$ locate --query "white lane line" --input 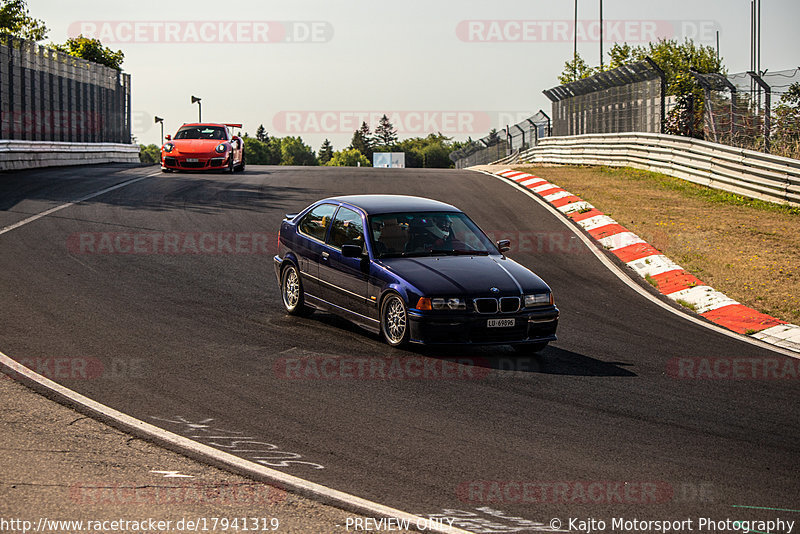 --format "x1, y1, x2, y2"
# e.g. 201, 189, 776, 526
0, 171, 160, 236
478, 169, 800, 359
0, 350, 472, 534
